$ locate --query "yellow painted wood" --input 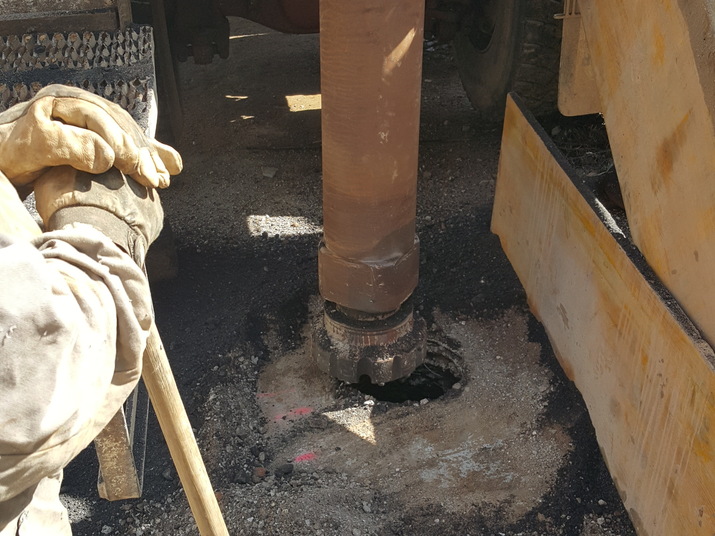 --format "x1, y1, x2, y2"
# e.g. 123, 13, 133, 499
579, 0, 715, 350
557, 11, 600, 117
493, 94, 715, 536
